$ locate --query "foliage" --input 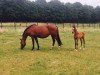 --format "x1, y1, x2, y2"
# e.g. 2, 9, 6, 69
0, 0, 100, 23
